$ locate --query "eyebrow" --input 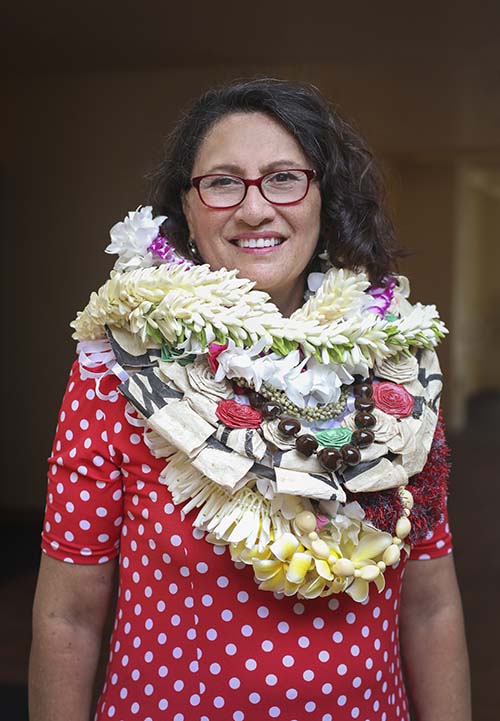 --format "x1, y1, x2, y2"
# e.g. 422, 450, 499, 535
204, 159, 303, 175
